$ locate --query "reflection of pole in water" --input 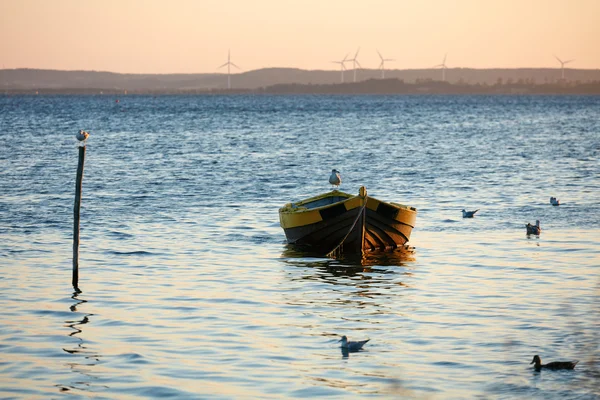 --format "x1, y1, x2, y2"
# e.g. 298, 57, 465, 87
63, 290, 93, 355
58, 290, 106, 394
